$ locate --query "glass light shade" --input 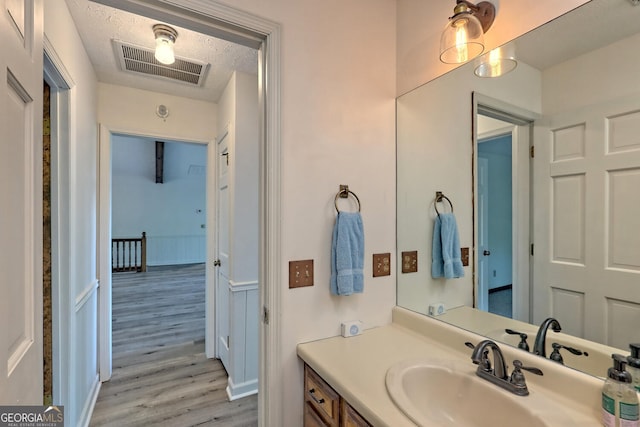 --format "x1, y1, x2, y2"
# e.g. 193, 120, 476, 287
439, 12, 485, 64
155, 37, 175, 65
474, 45, 518, 78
